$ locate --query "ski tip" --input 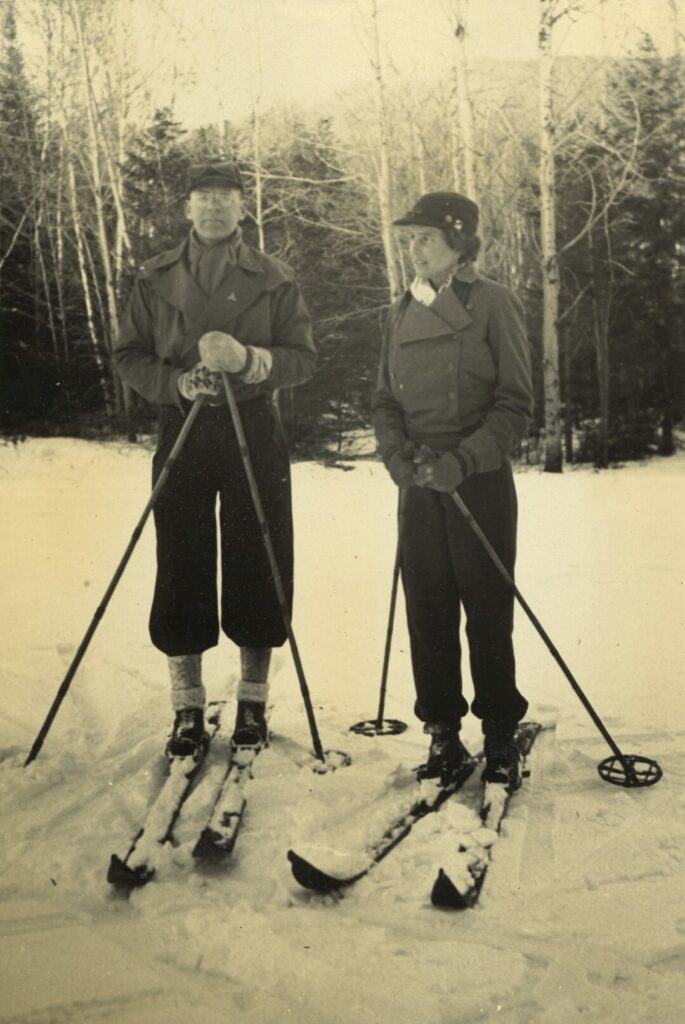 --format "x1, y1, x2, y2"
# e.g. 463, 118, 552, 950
287, 849, 355, 892
430, 868, 473, 910
106, 854, 154, 889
